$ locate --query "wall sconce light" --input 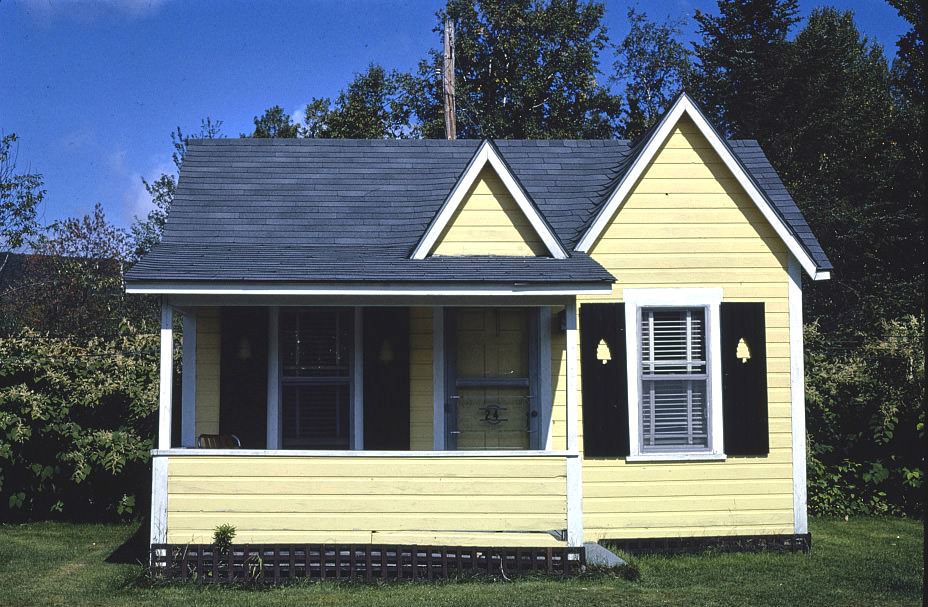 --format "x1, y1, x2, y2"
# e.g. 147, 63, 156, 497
736, 337, 751, 363
596, 338, 612, 364
237, 336, 252, 361
378, 339, 394, 363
